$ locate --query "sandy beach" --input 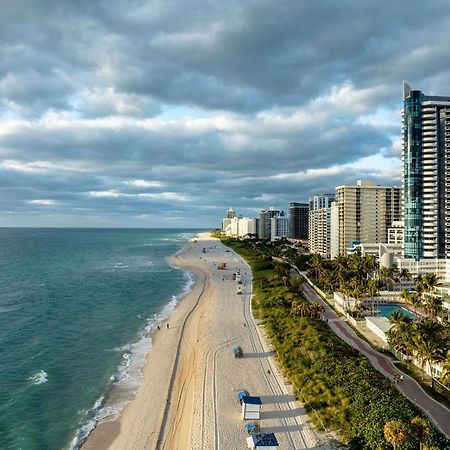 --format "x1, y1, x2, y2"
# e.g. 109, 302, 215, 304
83, 233, 329, 450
